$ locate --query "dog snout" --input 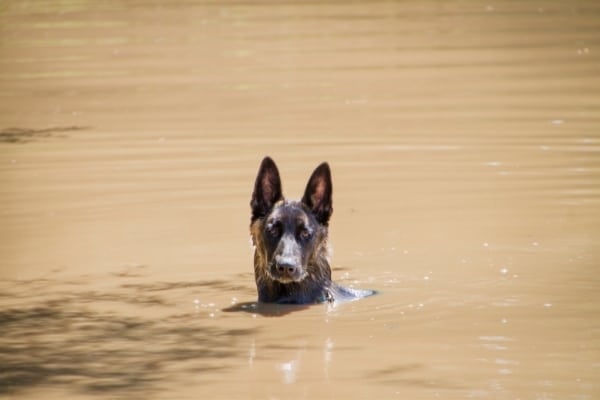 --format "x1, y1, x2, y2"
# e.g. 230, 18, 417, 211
272, 254, 304, 282
270, 235, 305, 282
